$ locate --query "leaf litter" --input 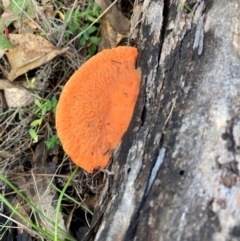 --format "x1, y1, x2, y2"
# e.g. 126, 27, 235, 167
0, 0, 137, 240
